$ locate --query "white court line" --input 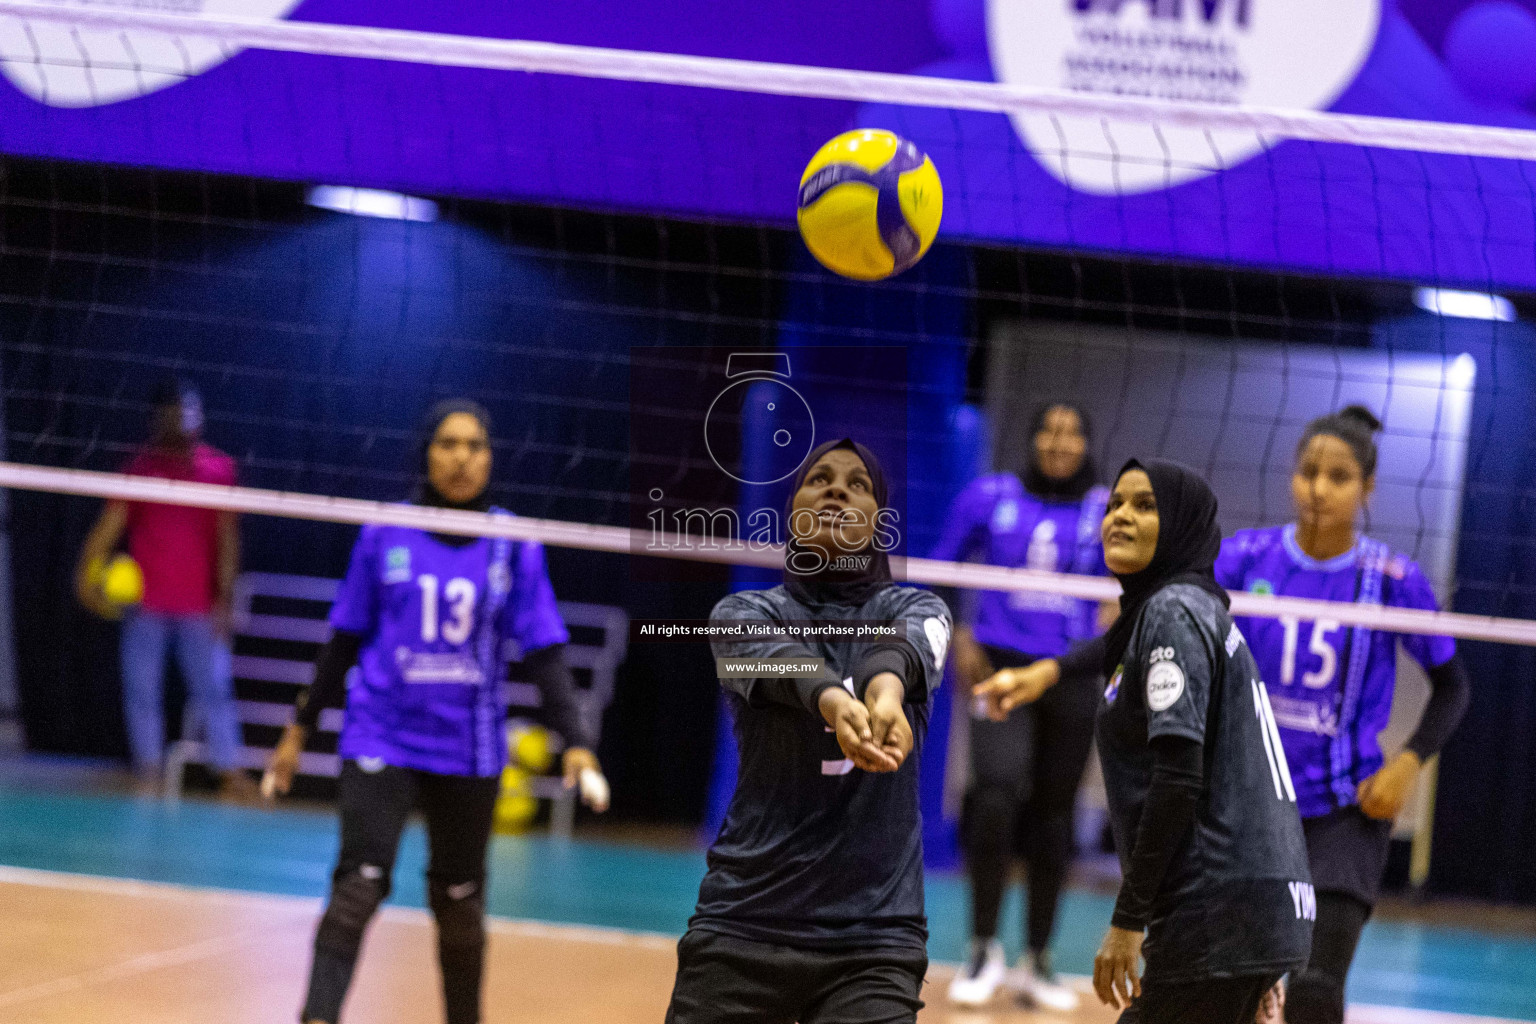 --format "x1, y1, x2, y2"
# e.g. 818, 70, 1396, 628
0, 929, 271, 1010
0, 866, 1526, 1023
0, 862, 323, 908
0, 866, 317, 1010
1346, 1009, 1533, 1024
0, 862, 681, 951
